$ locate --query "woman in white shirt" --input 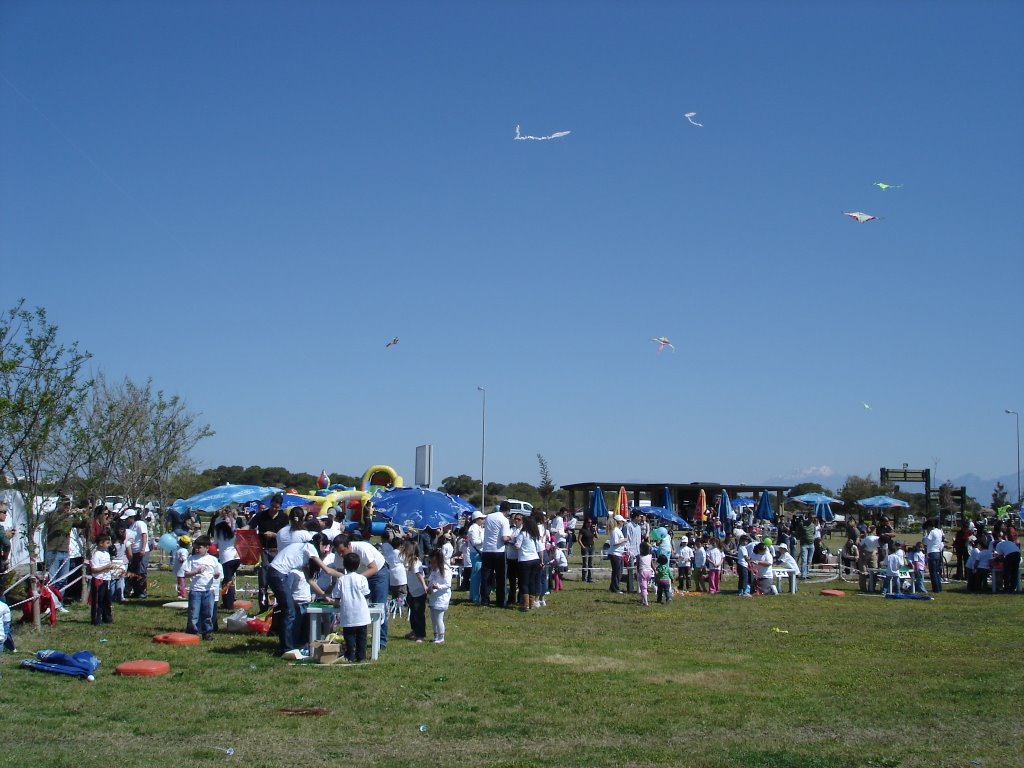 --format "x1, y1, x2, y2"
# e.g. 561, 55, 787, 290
607, 515, 628, 594
514, 514, 543, 610
268, 534, 342, 655
211, 506, 242, 609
